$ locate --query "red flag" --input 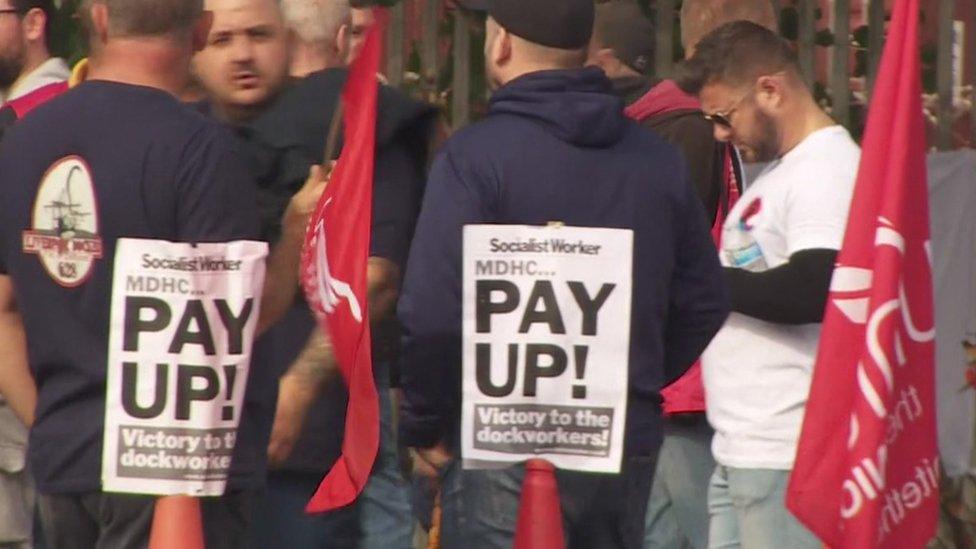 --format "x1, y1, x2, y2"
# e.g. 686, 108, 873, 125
786, 0, 939, 547
299, 8, 387, 512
